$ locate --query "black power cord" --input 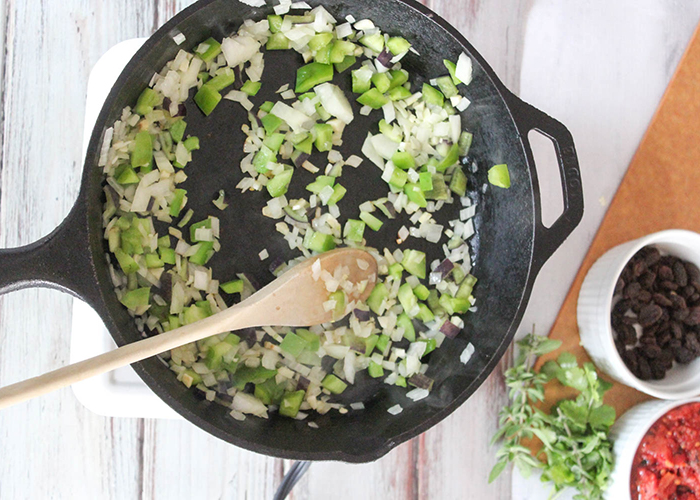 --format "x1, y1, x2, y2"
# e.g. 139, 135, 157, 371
272, 461, 312, 500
